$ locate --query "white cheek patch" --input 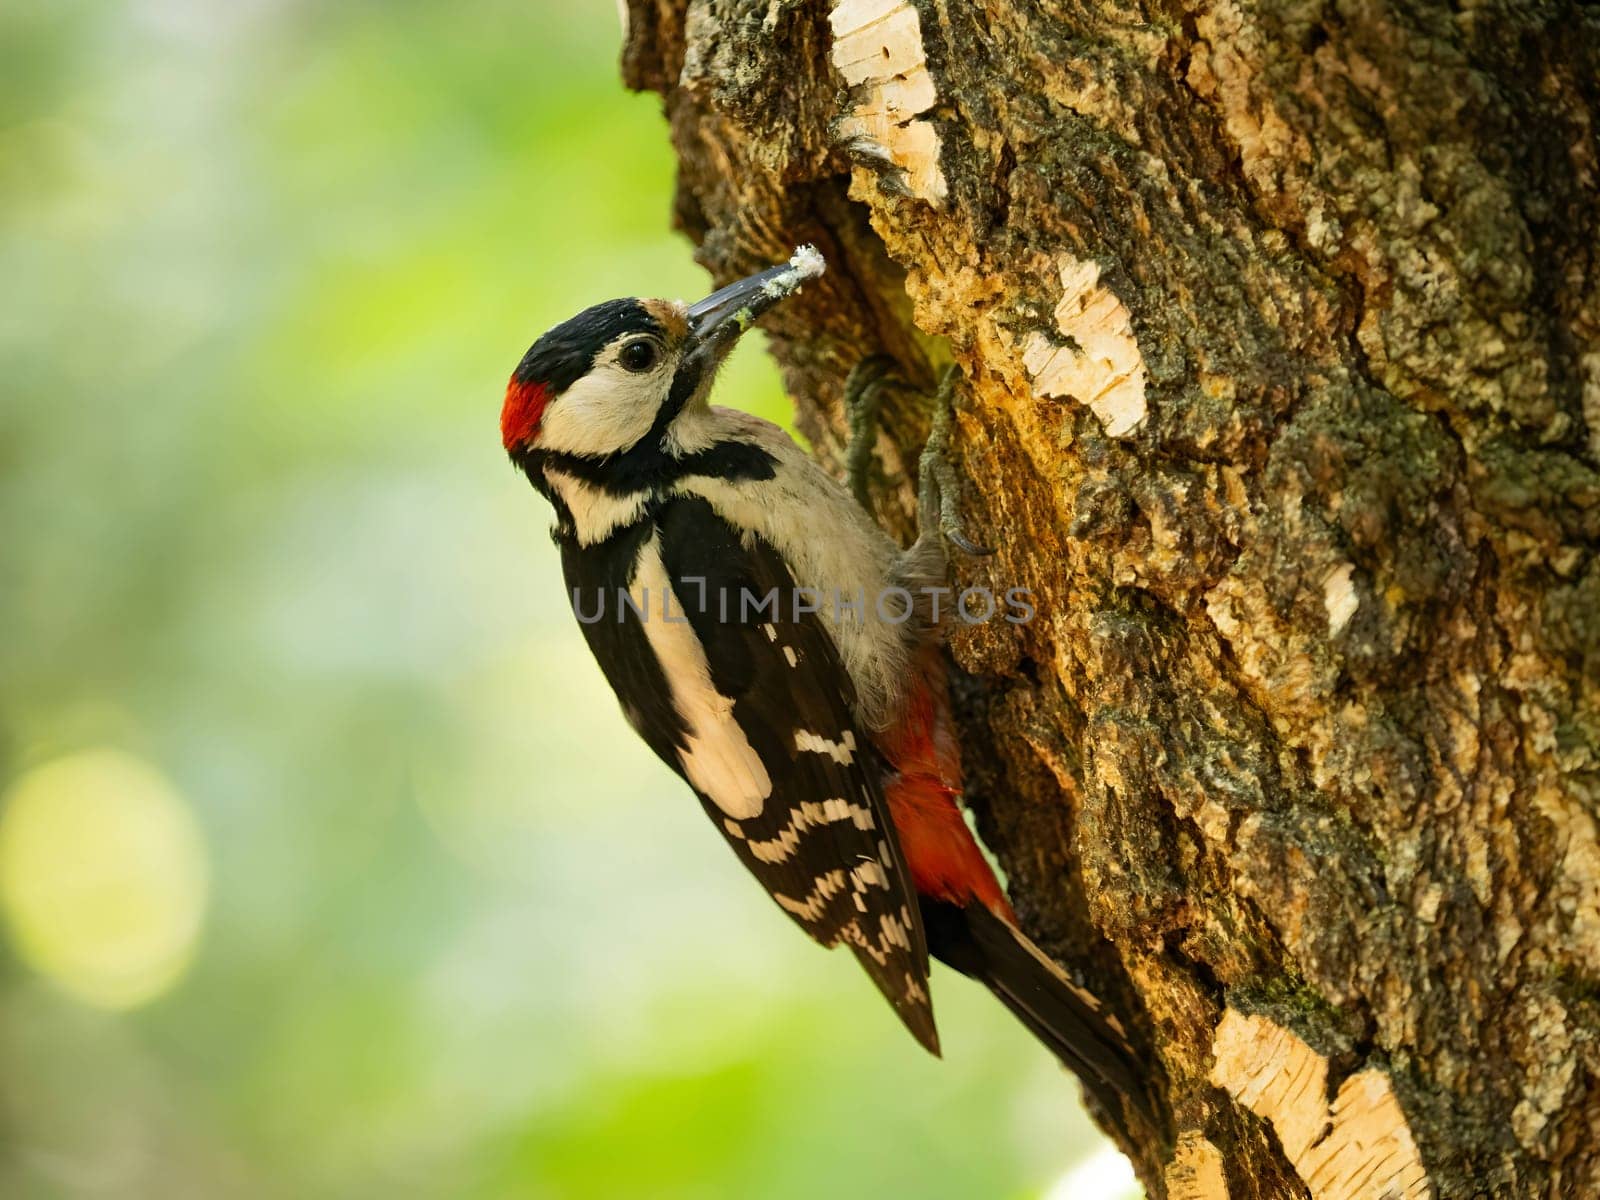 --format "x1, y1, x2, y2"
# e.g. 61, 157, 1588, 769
537, 356, 670, 457
632, 535, 771, 818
